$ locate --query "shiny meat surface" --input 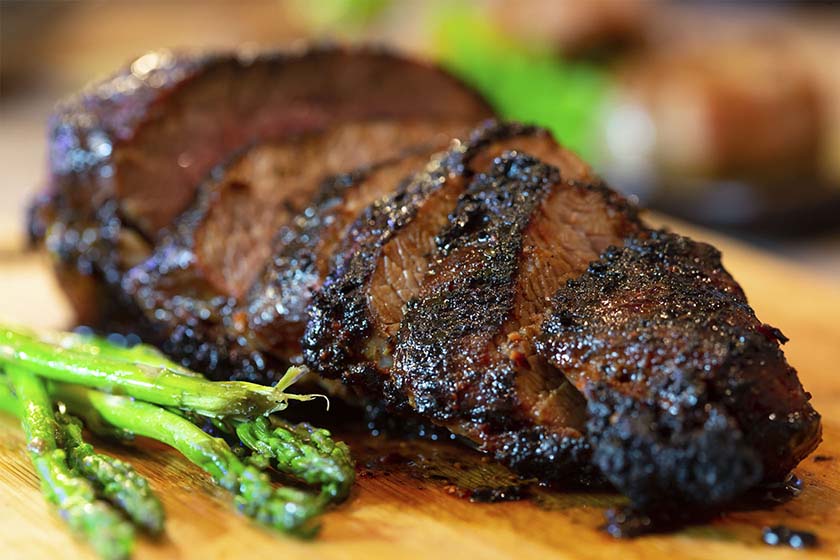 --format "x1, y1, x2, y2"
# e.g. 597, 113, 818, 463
538, 231, 822, 508
31, 81, 822, 515
304, 122, 640, 481
246, 146, 450, 362
123, 120, 472, 383
30, 47, 493, 330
